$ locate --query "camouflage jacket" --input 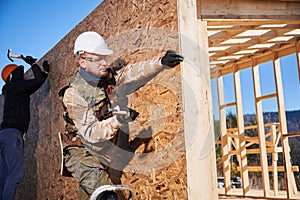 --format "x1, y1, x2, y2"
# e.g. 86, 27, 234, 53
62, 57, 163, 144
